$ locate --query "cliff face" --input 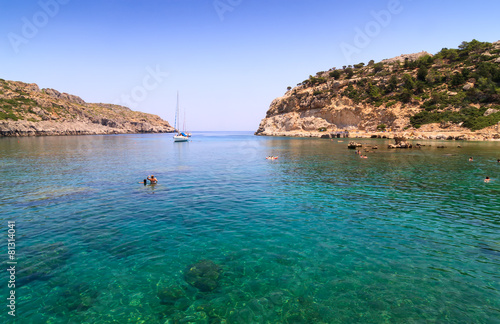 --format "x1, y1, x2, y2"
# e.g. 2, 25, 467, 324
0, 79, 175, 136
255, 87, 415, 136
256, 40, 500, 139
